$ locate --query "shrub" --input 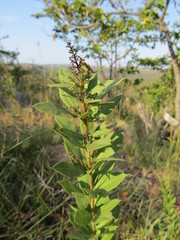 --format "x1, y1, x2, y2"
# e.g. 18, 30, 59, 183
34, 42, 126, 239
